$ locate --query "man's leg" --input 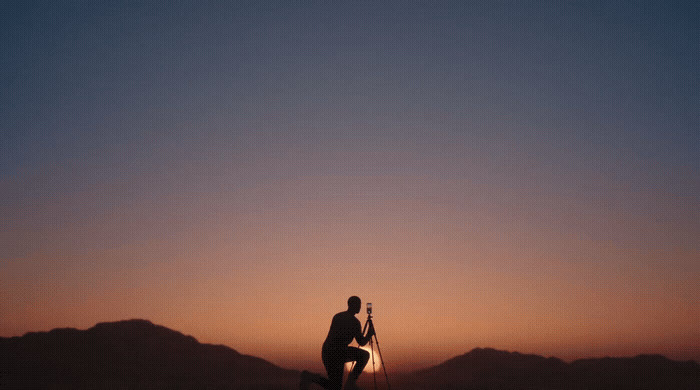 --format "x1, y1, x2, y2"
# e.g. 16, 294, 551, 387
344, 346, 370, 387
301, 370, 335, 390
322, 349, 345, 390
